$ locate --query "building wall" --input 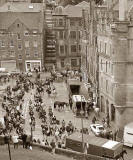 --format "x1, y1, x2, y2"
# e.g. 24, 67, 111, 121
97, 2, 133, 129
53, 14, 81, 71
81, 2, 98, 102
0, 11, 43, 72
